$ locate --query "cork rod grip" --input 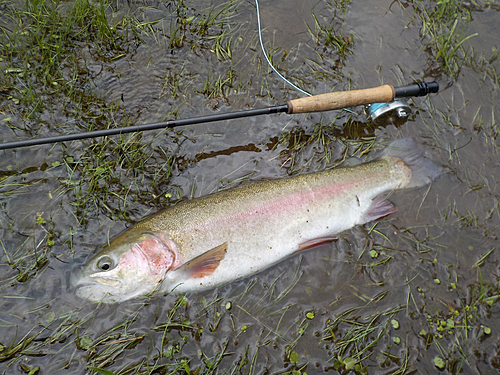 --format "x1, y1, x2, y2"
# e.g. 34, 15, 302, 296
286, 84, 395, 114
